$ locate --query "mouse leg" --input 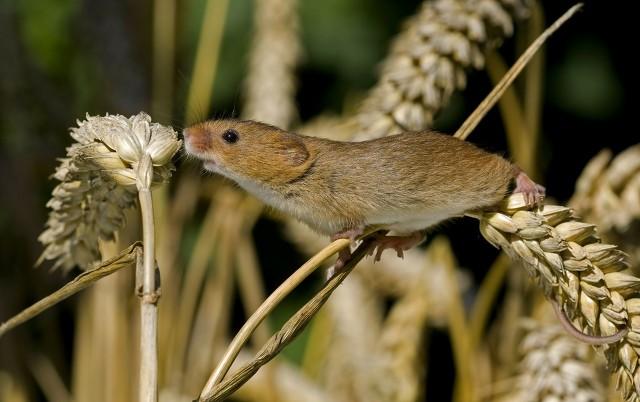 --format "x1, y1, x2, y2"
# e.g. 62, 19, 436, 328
329, 227, 365, 275
369, 230, 426, 262
513, 169, 546, 207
